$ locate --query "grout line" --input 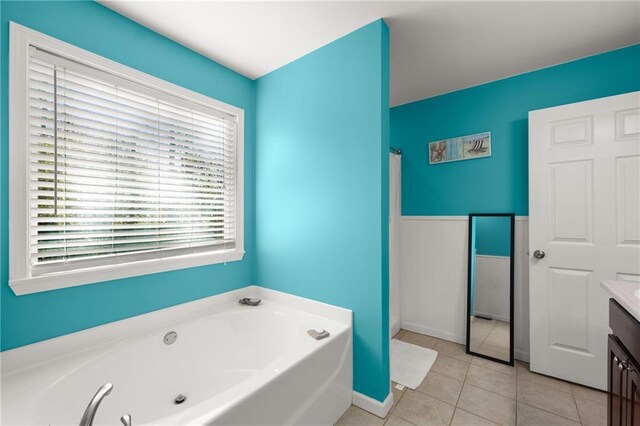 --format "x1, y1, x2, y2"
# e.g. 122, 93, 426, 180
412, 377, 463, 407
570, 385, 583, 425
400, 330, 596, 426
463, 364, 517, 402
517, 364, 584, 424
390, 392, 418, 426
518, 401, 584, 424
448, 360, 468, 425
389, 385, 415, 425
452, 366, 503, 425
